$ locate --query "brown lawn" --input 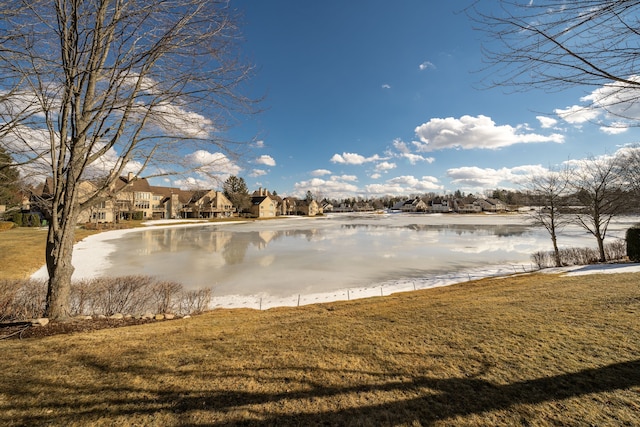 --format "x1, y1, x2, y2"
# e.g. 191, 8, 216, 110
1, 271, 639, 426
